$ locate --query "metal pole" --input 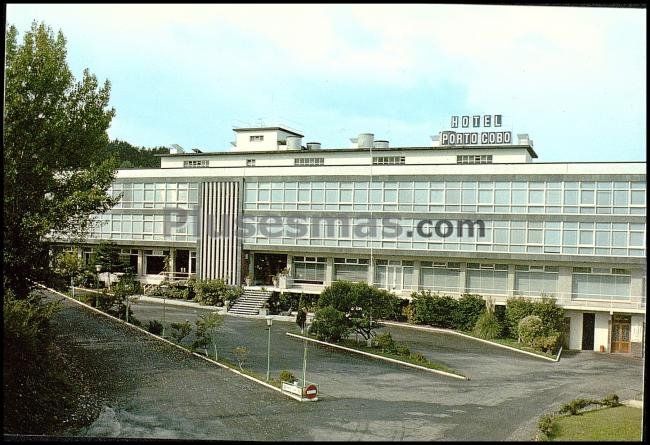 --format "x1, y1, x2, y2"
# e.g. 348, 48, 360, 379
162, 297, 166, 337
71, 276, 74, 299
302, 337, 307, 393
126, 296, 129, 324
266, 325, 271, 381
